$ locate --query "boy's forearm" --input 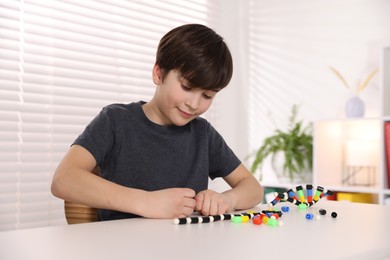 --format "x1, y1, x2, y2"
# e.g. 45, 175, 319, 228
52, 168, 196, 219
51, 167, 147, 216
